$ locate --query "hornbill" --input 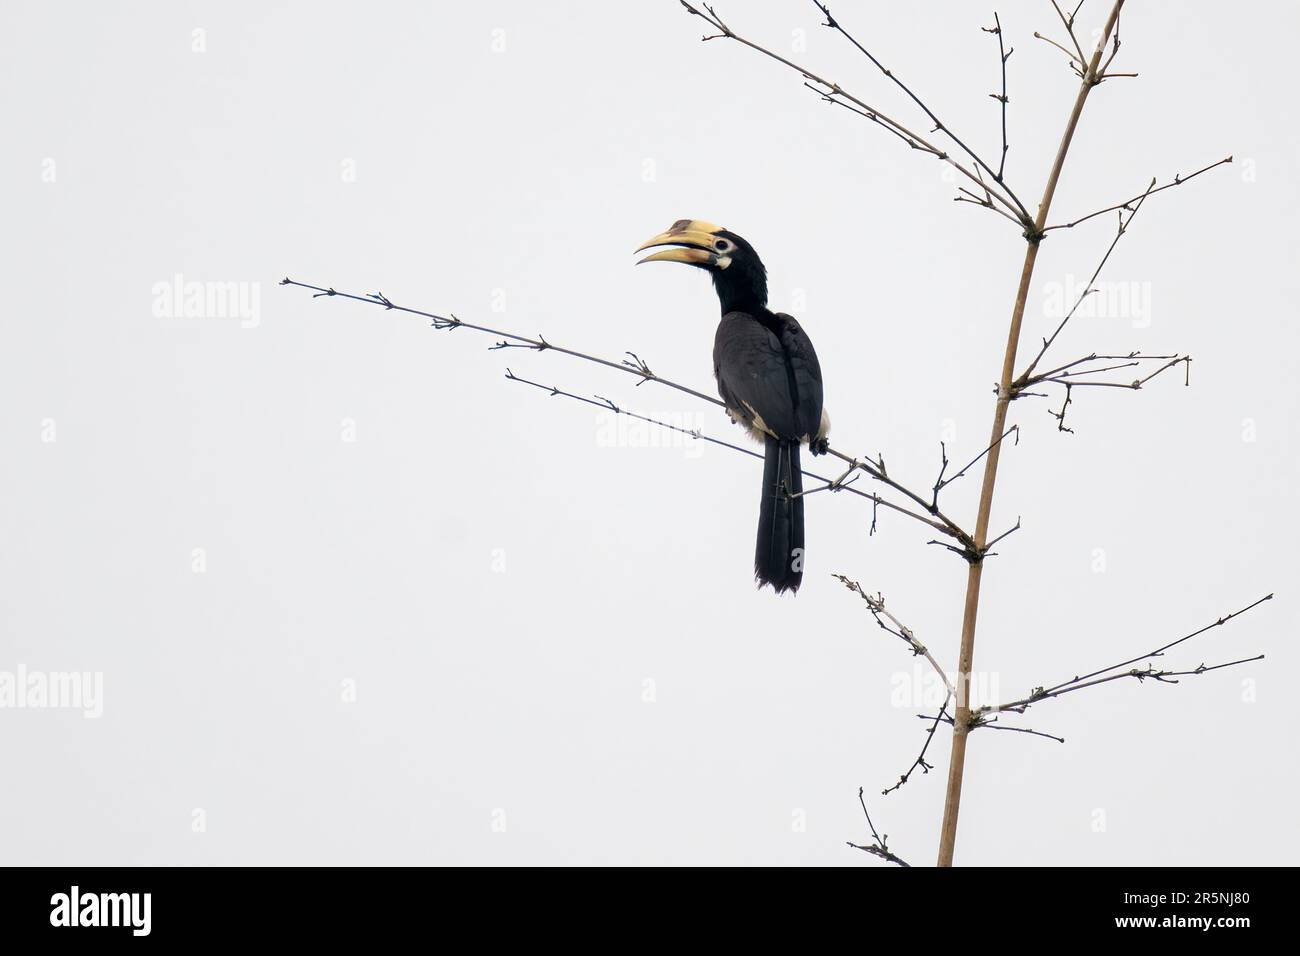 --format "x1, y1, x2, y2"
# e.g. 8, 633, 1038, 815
637, 220, 829, 594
